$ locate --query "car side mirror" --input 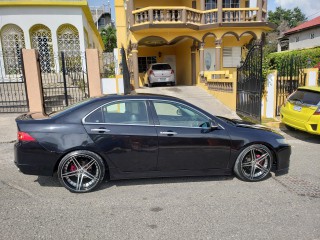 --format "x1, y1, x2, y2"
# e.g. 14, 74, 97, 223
200, 120, 219, 133
210, 120, 219, 129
